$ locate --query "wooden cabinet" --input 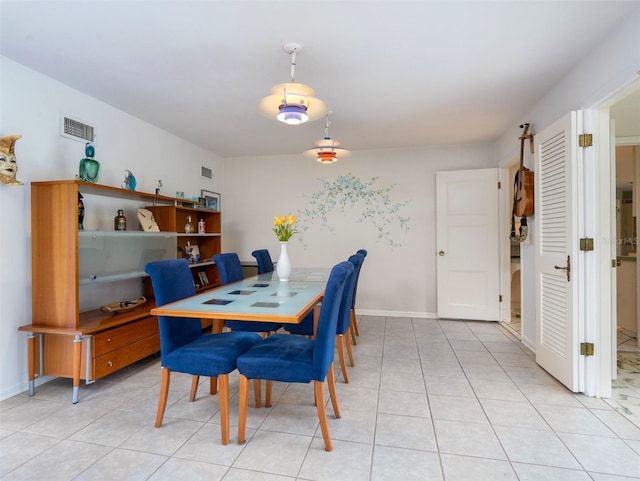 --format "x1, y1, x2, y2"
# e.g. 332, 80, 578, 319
19, 180, 222, 403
